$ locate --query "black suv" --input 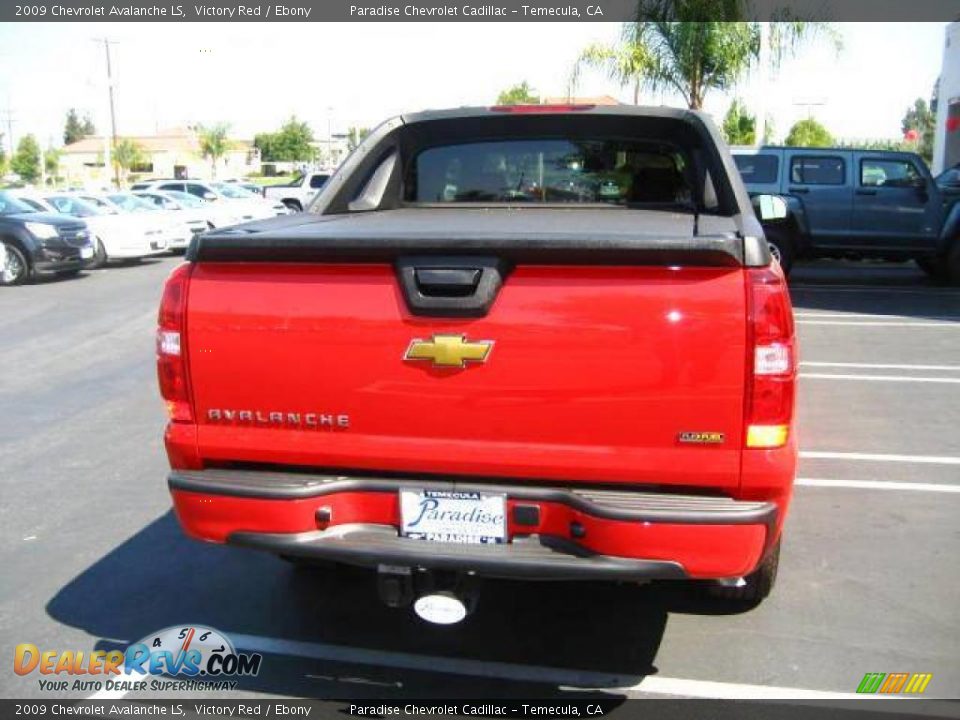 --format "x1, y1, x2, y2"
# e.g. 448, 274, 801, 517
0, 191, 94, 285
